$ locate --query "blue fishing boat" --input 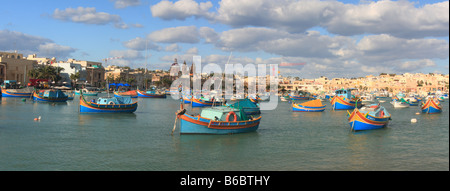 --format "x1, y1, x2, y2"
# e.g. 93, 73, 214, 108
288, 93, 310, 100
330, 89, 362, 110
79, 92, 137, 113
348, 104, 391, 131
191, 97, 223, 107
229, 98, 260, 115
421, 98, 442, 114
177, 105, 261, 134
1, 87, 33, 97
136, 89, 166, 98
33, 89, 68, 102
292, 99, 326, 112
